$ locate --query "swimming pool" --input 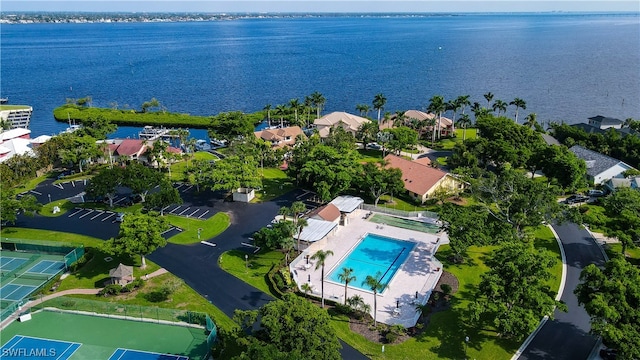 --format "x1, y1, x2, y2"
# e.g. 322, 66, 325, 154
328, 233, 415, 292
